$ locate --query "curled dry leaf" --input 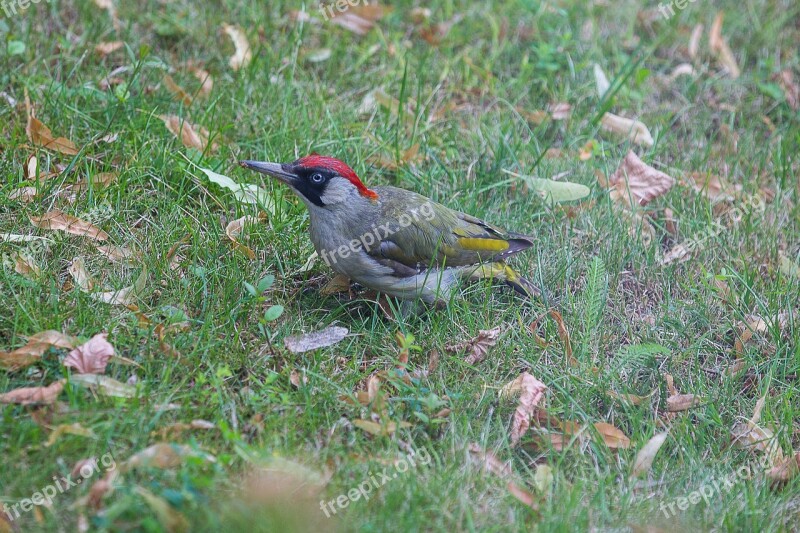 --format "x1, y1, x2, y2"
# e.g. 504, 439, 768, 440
688, 24, 703, 59
26, 116, 79, 155
731, 396, 785, 467
70, 373, 136, 398
766, 453, 800, 486
96, 244, 138, 263
667, 393, 702, 412
509, 372, 548, 446
69, 256, 95, 291
64, 333, 115, 375
31, 210, 109, 241
1, 330, 77, 371
222, 24, 252, 70
445, 326, 502, 365
13, 252, 41, 279
225, 215, 264, 260
201, 166, 273, 208
600, 112, 654, 147
94, 41, 123, 57
189, 66, 213, 99
608, 151, 675, 208
467, 444, 539, 511
9, 187, 38, 202
685, 171, 741, 202
593, 422, 631, 449
284, 326, 349, 354
160, 115, 217, 152
90, 266, 147, 306
329, 4, 388, 36
632, 431, 670, 477
668, 63, 696, 82
659, 244, 692, 266
0, 380, 65, 405
45, 423, 96, 446
709, 12, 740, 79
163, 74, 193, 106
123, 443, 215, 472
